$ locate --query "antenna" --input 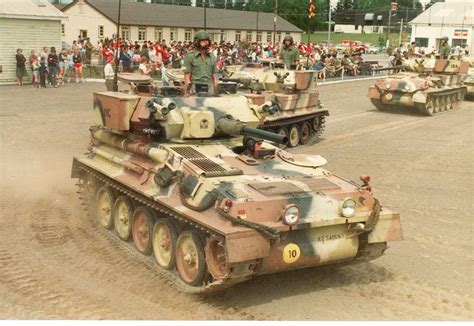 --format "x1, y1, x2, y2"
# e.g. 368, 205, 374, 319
113, 0, 122, 92
460, 0, 468, 55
